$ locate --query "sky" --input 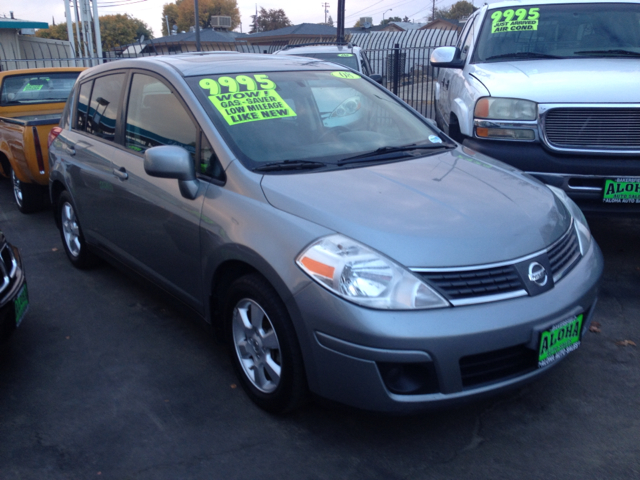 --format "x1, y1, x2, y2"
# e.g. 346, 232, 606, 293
2, 0, 481, 40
